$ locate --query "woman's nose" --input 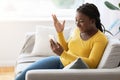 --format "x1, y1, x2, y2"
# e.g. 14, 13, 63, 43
76, 22, 81, 27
